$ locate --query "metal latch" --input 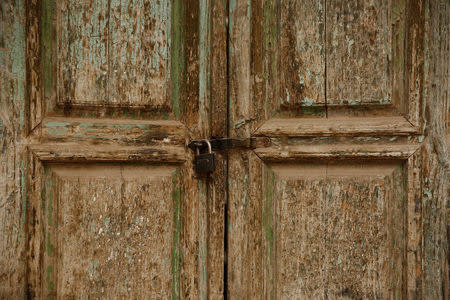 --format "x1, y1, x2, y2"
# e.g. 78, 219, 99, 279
188, 137, 269, 152
189, 137, 270, 174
